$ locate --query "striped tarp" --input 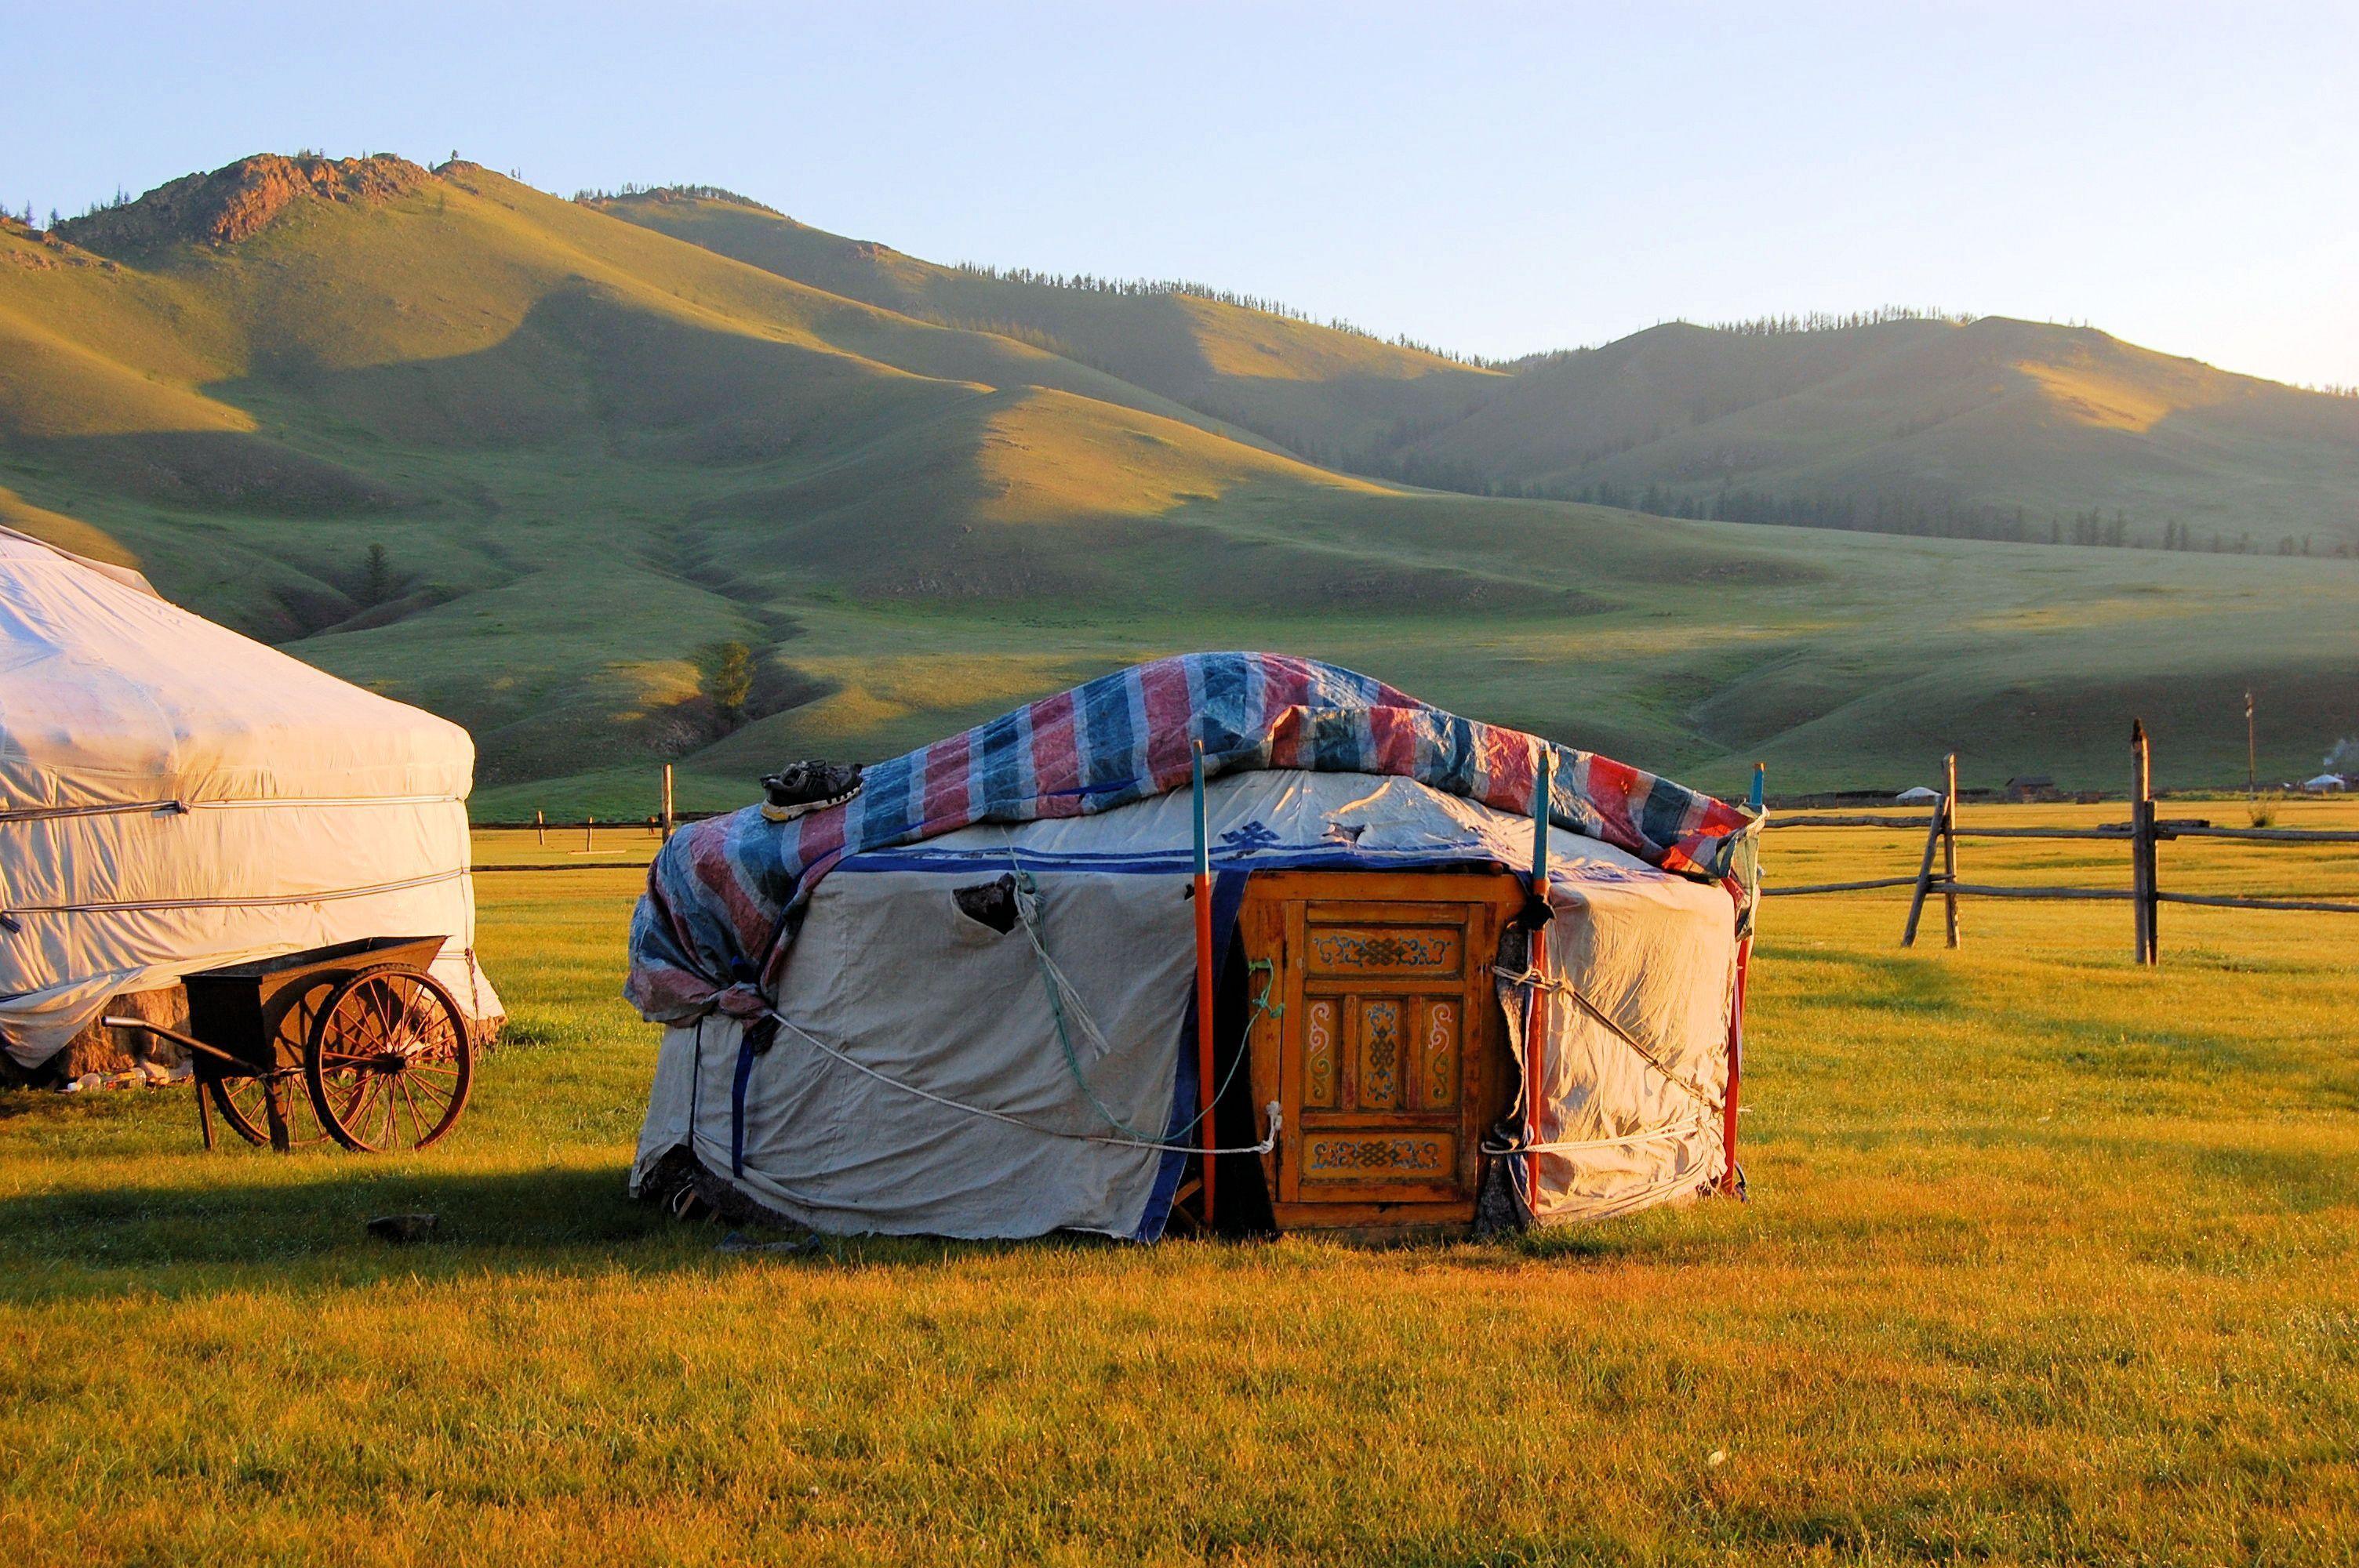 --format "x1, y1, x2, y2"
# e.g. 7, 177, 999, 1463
625, 652, 1756, 1023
